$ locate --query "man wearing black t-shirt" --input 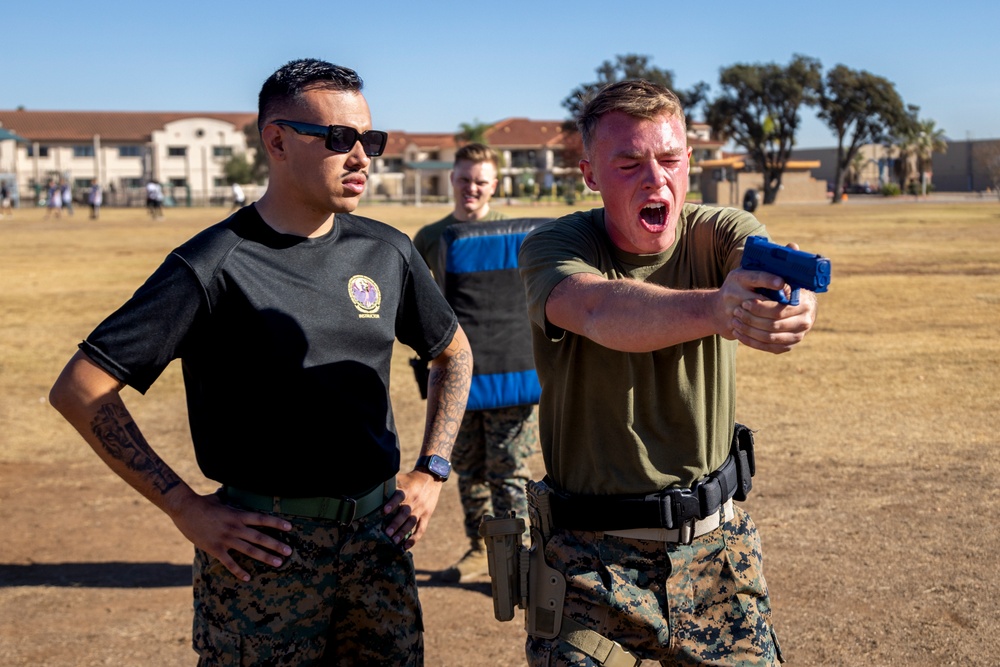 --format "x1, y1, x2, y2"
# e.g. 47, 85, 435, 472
50, 58, 472, 666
